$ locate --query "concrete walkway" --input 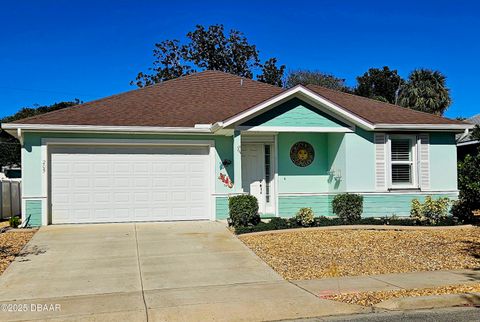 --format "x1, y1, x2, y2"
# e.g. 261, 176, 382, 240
0, 222, 363, 321
293, 269, 480, 297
